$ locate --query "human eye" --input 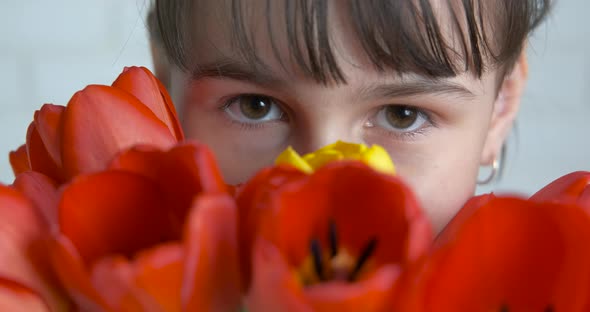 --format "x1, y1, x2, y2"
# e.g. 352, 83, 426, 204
222, 94, 286, 126
368, 105, 434, 139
